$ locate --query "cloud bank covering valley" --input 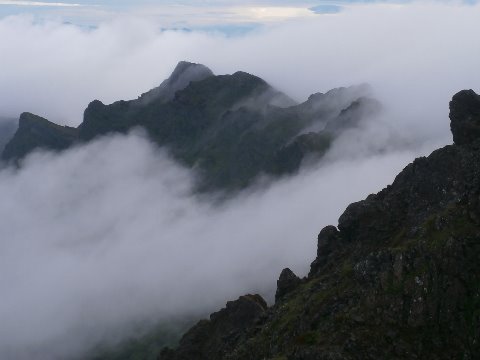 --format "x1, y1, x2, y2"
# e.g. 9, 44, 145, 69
0, 2, 479, 359
0, 131, 423, 359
